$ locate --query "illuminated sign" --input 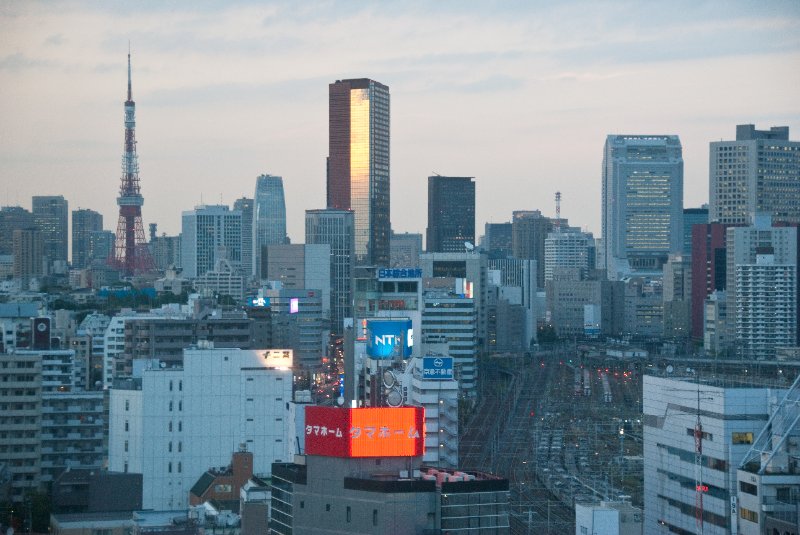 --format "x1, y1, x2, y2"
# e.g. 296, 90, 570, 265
422, 356, 454, 380
305, 406, 424, 457
262, 349, 293, 368
248, 296, 270, 307
378, 268, 422, 279
289, 298, 299, 314
366, 319, 413, 358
